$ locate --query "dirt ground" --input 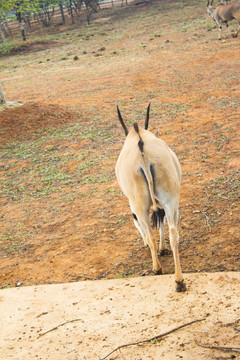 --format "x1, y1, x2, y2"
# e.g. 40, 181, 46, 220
0, 0, 239, 287
0, 272, 239, 360
0, 1, 240, 359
